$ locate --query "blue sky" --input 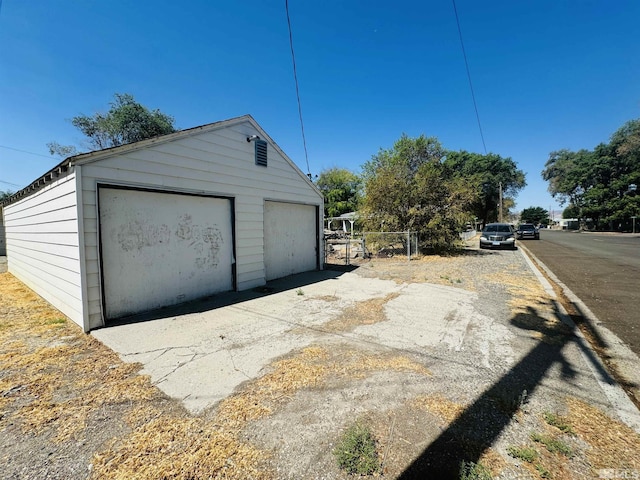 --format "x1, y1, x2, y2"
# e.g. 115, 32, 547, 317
1, 1, 639, 216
